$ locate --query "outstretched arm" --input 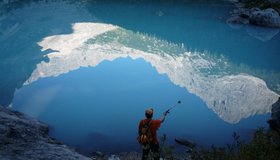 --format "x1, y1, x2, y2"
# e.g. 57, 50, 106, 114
160, 110, 169, 123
